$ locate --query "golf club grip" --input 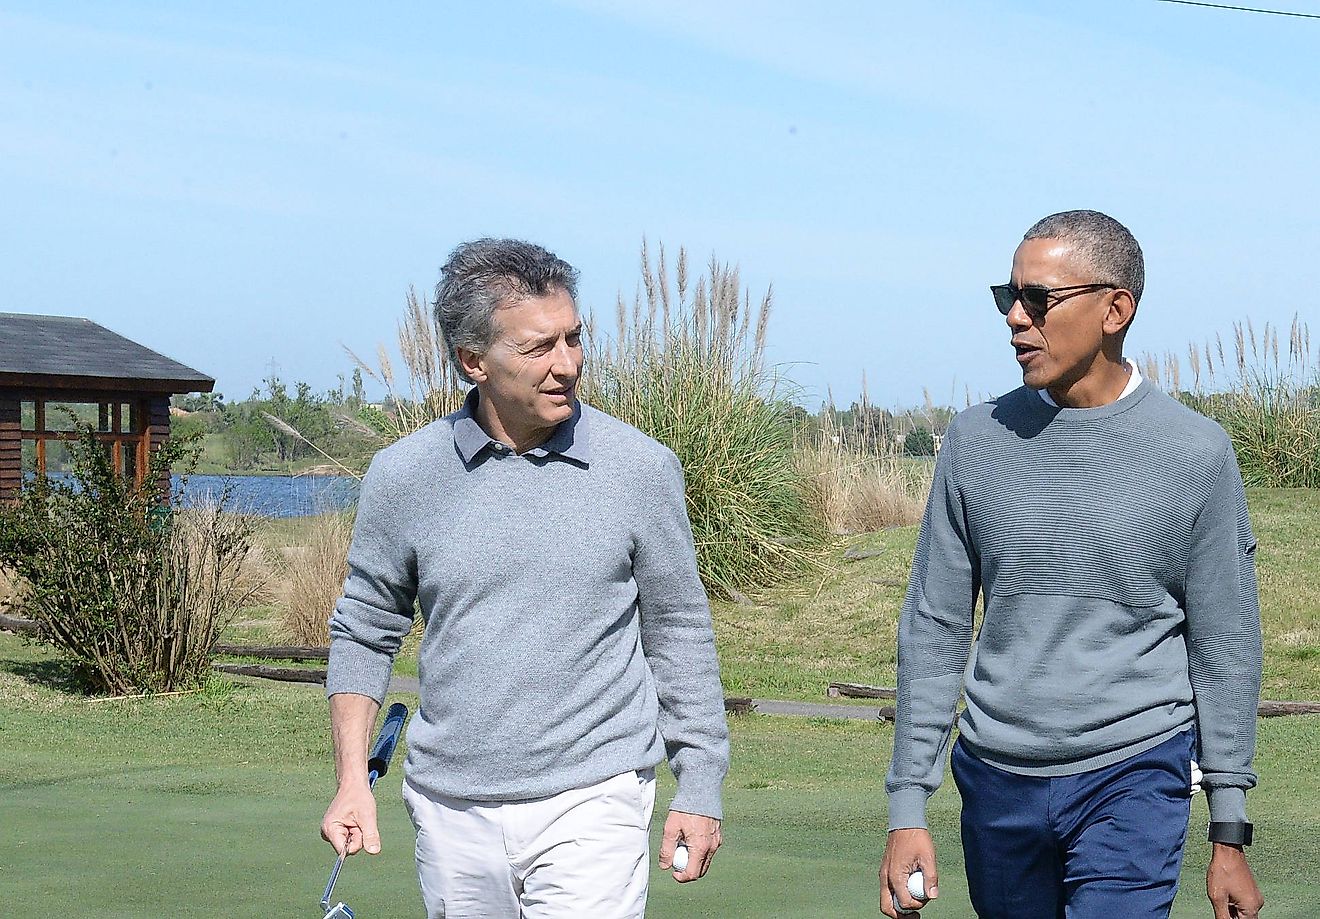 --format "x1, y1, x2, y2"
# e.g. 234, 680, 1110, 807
366, 702, 409, 778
